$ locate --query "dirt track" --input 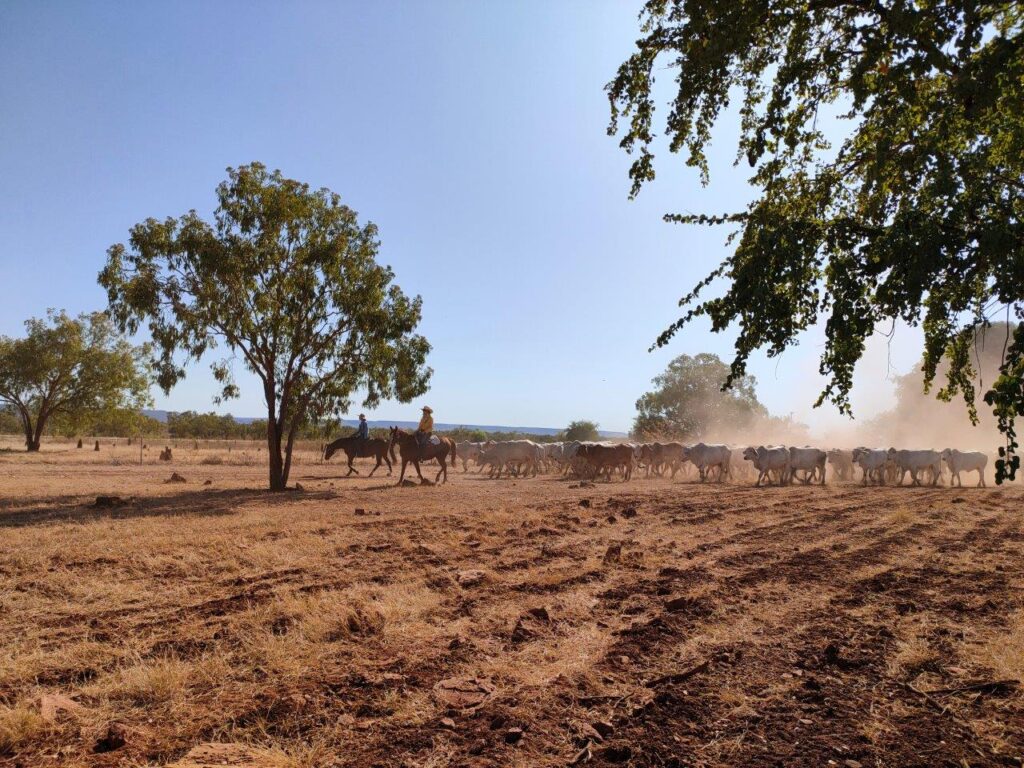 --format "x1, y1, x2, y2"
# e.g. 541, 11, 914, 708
0, 449, 1022, 767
